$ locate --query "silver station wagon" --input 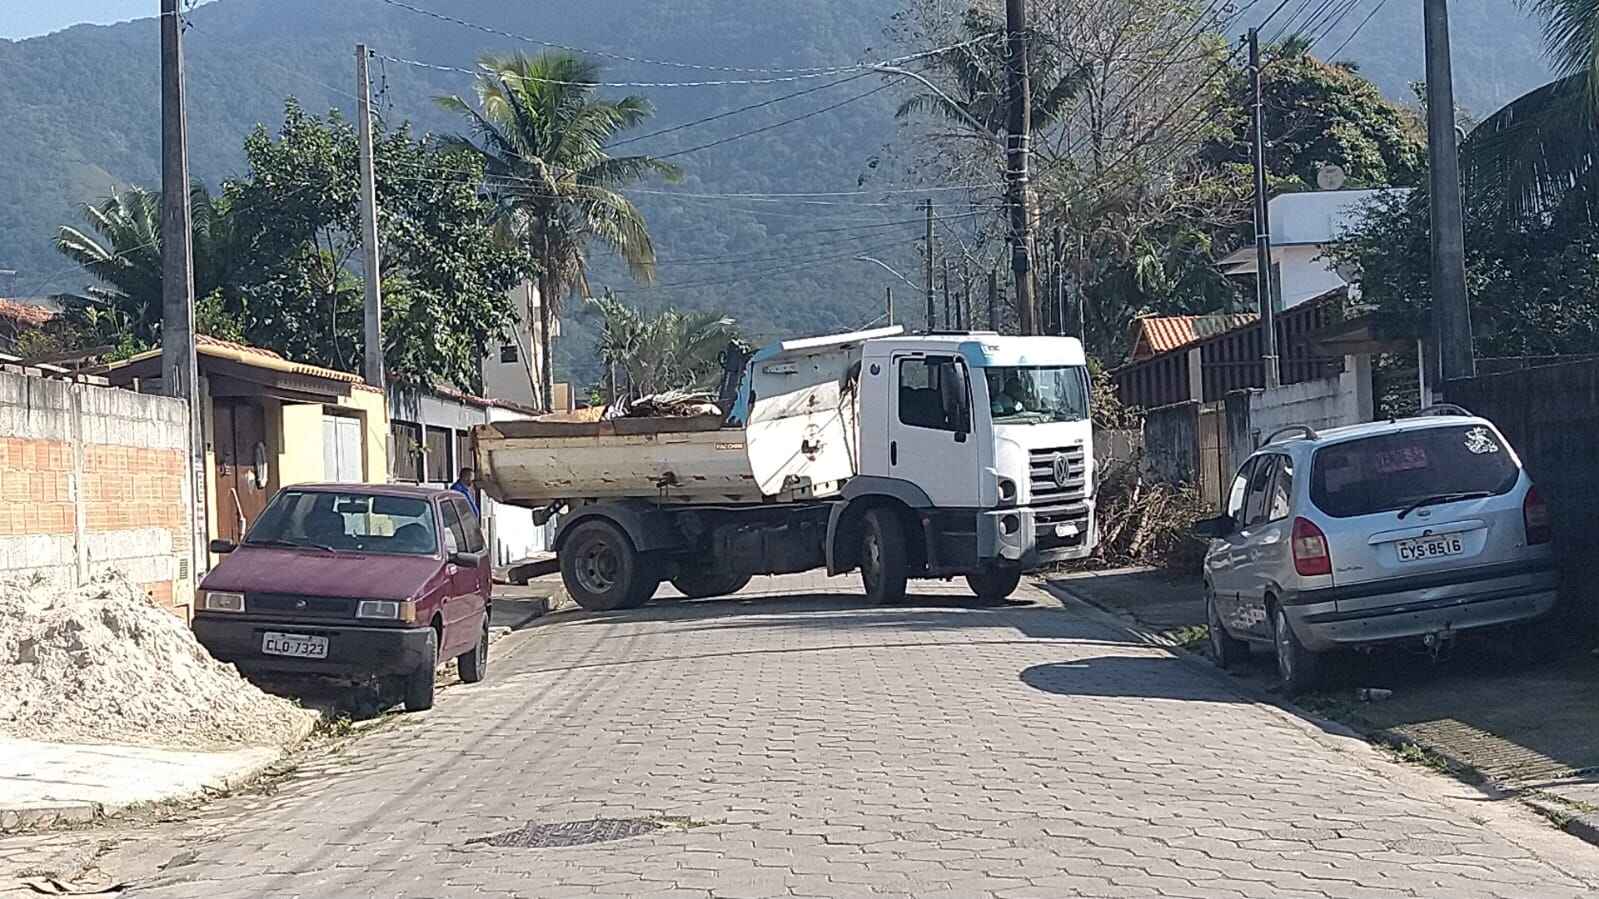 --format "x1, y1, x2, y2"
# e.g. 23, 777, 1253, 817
1194, 407, 1557, 694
